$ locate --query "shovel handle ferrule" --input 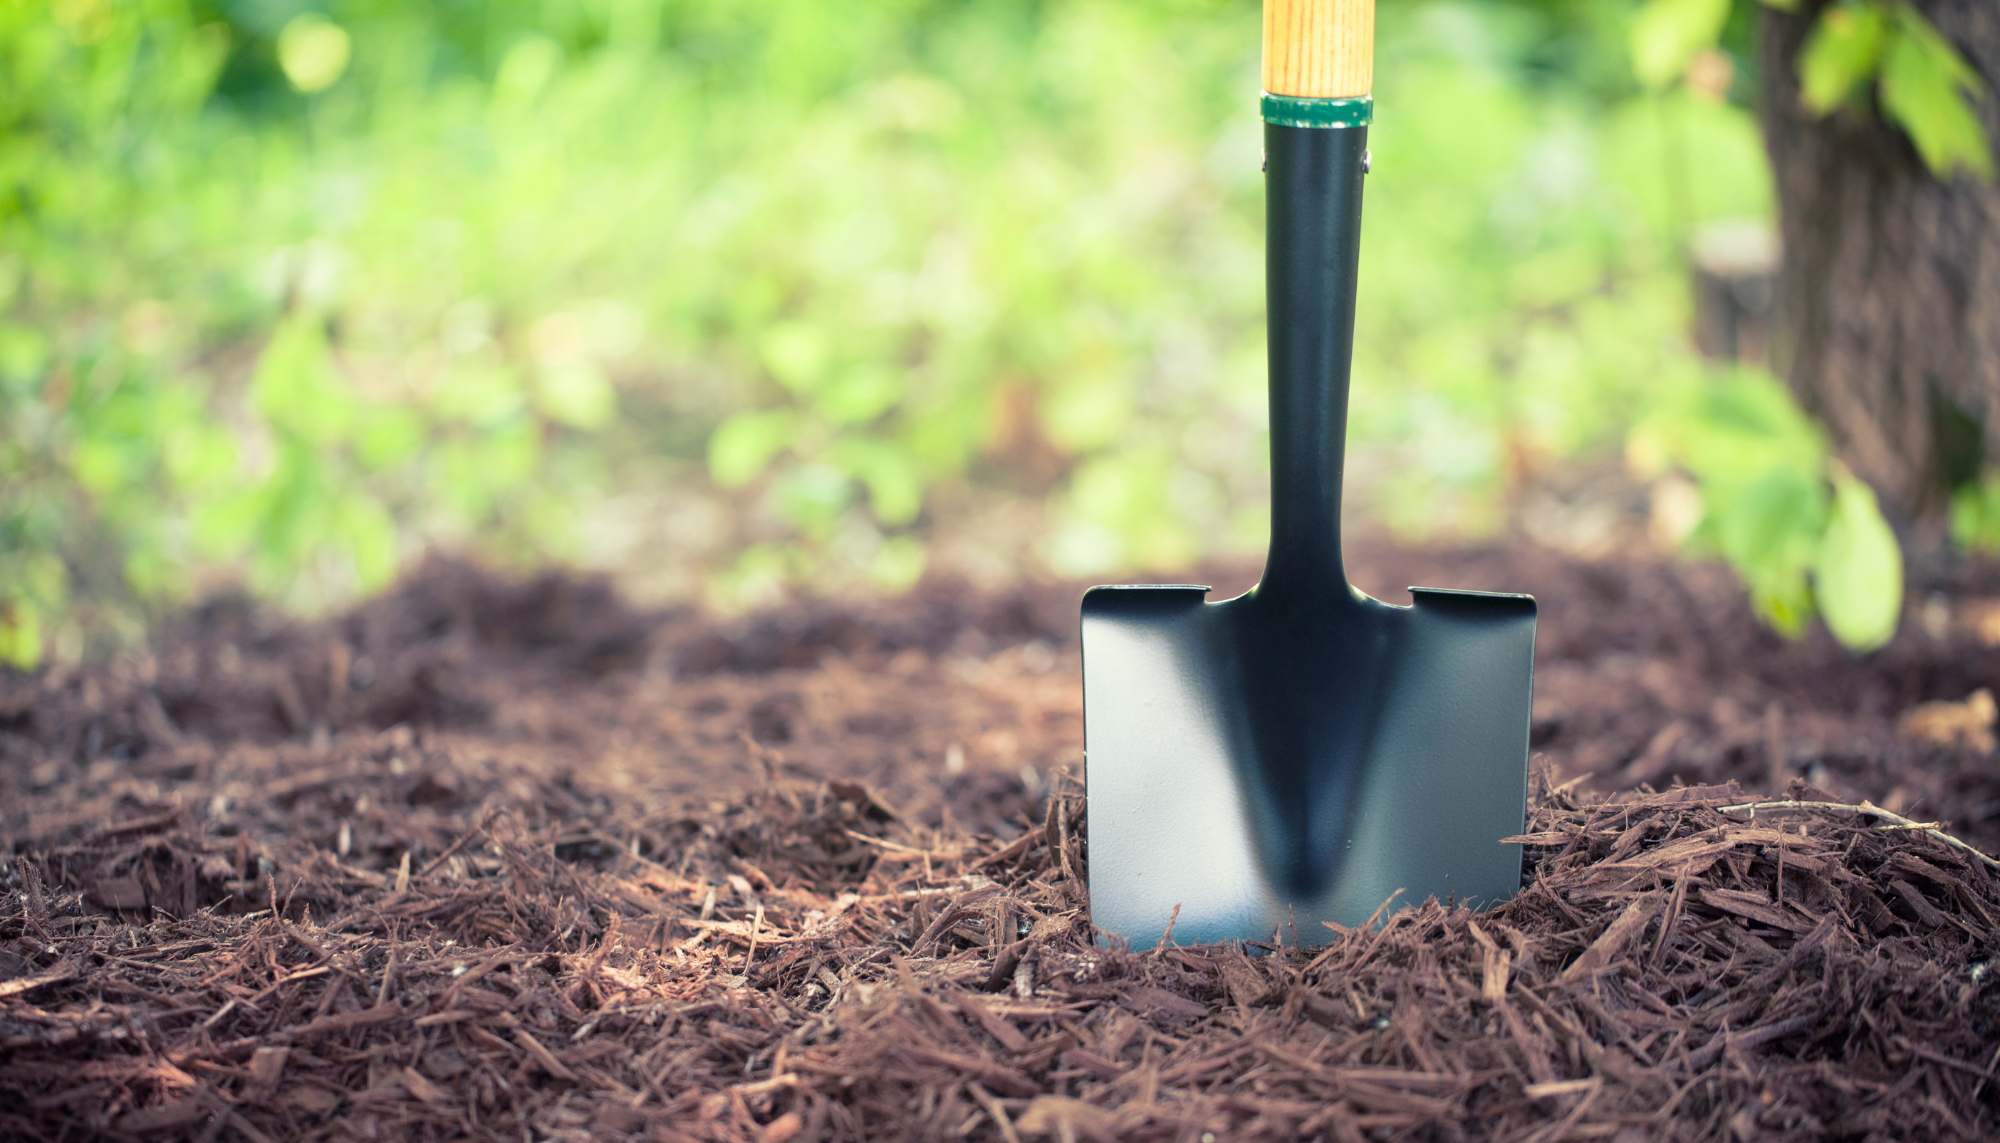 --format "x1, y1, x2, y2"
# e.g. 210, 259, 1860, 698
1264, 0, 1374, 99
1261, 93, 1371, 129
